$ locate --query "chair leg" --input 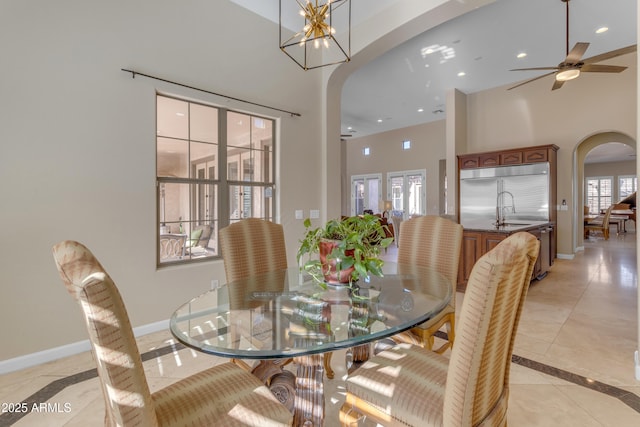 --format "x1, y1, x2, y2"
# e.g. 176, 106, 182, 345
324, 351, 334, 379
339, 403, 362, 427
